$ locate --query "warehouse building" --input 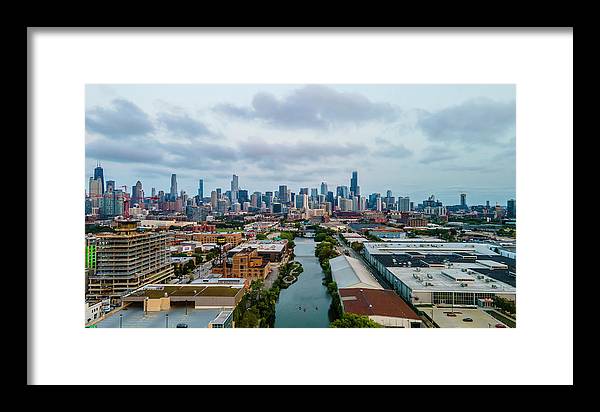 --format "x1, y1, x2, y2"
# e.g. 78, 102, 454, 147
329, 255, 421, 327
362, 242, 516, 307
